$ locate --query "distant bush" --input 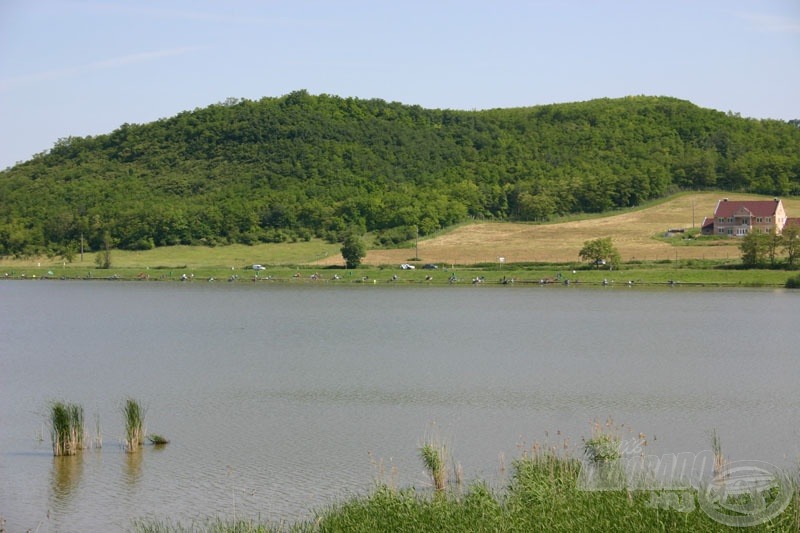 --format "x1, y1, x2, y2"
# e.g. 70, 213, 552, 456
785, 274, 800, 288
376, 226, 416, 247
